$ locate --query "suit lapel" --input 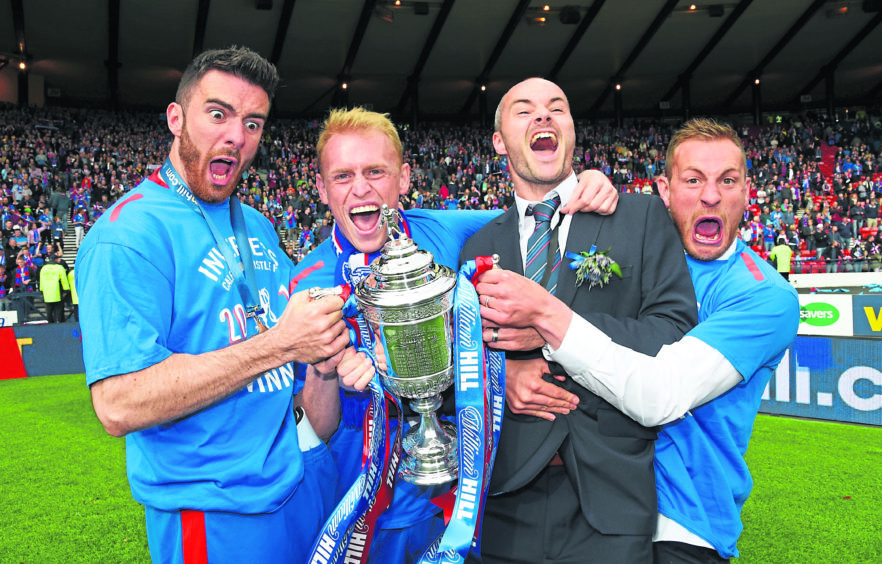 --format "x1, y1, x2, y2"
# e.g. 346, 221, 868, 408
489, 207, 524, 276
555, 212, 605, 307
